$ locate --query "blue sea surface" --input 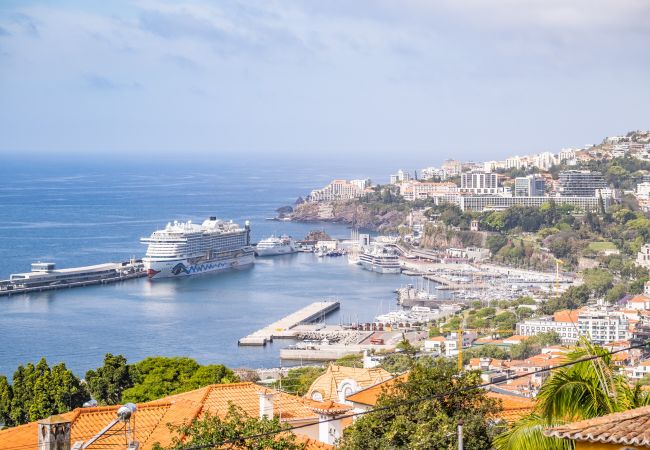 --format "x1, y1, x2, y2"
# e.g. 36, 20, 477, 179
0, 158, 415, 376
